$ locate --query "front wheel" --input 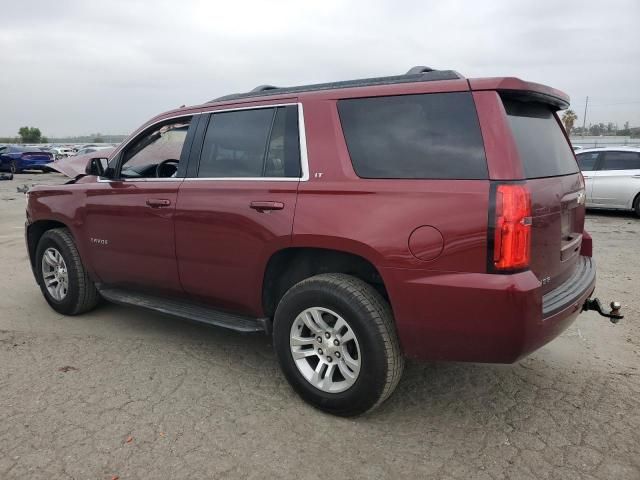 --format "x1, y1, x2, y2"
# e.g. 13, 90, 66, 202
35, 228, 100, 315
273, 273, 404, 416
634, 194, 640, 218
9, 160, 18, 174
